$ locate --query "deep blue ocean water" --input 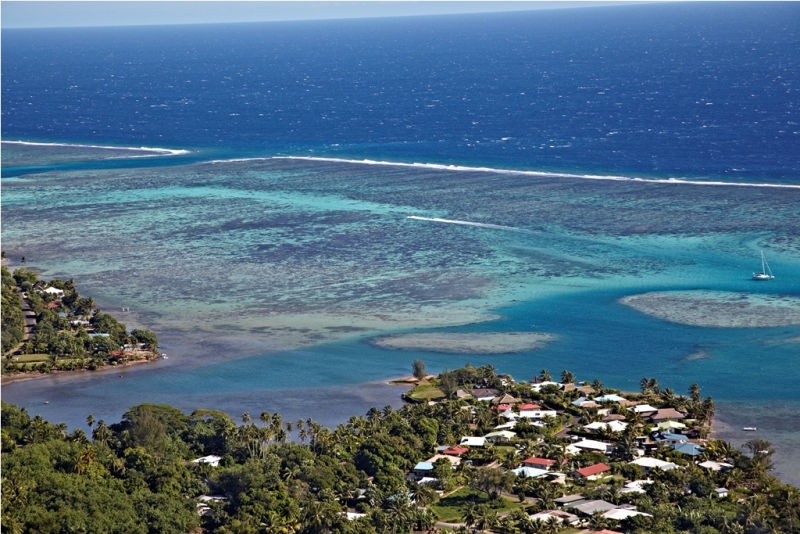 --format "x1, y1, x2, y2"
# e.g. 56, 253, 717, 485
3, 3, 800, 482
